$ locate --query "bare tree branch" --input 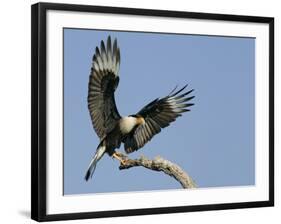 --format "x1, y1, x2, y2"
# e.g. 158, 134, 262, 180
116, 152, 197, 189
